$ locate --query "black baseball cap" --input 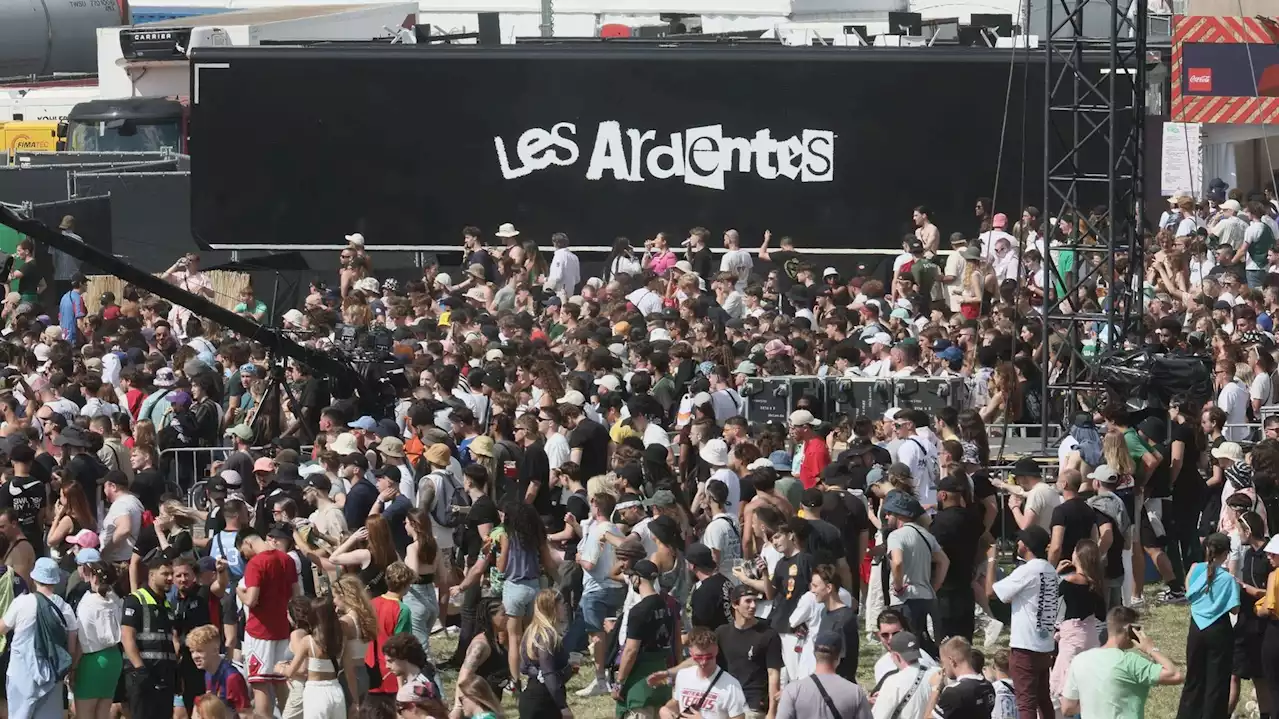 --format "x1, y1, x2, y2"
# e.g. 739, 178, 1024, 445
1017, 525, 1051, 558
801, 488, 825, 509
686, 543, 717, 571
937, 474, 969, 494
630, 559, 660, 581
729, 584, 761, 604
1011, 457, 1042, 477
305, 474, 332, 493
